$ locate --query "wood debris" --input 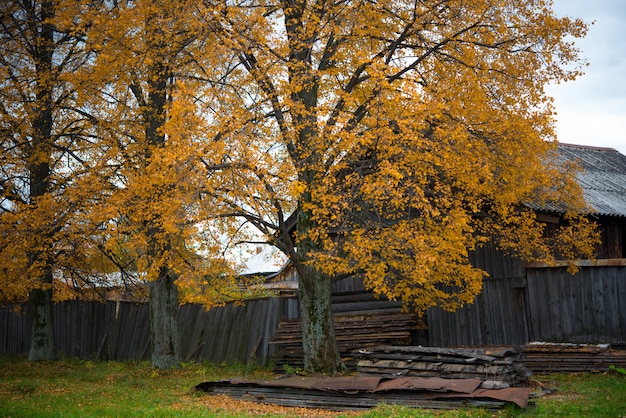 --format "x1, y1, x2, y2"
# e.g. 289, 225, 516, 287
521, 342, 626, 374
270, 312, 425, 370
354, 345, 530, 386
